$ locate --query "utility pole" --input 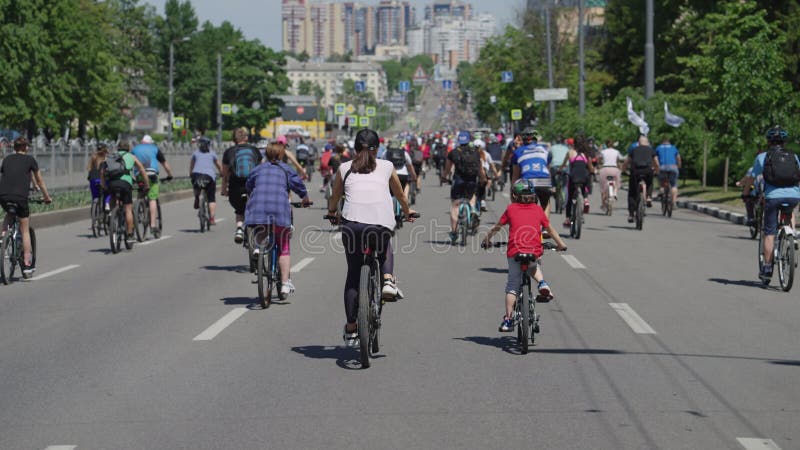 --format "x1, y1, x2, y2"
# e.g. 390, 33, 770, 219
216, 52, 222, 147
645, 0, 655, 98
168, 40, 175, 141
545, 4, 555, 123
578, 0, 585, 116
